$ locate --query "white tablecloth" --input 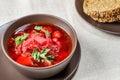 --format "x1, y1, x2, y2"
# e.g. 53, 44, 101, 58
0, 0, 120, 80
